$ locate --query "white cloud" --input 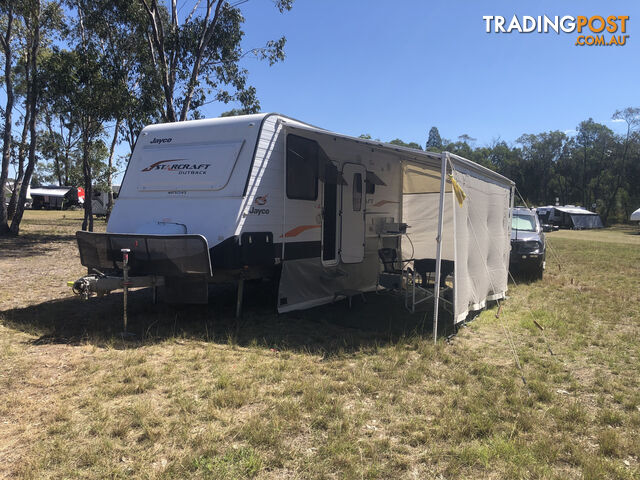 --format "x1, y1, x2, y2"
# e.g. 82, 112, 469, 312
563, 129, 576, 135
611, 118, 625, 123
